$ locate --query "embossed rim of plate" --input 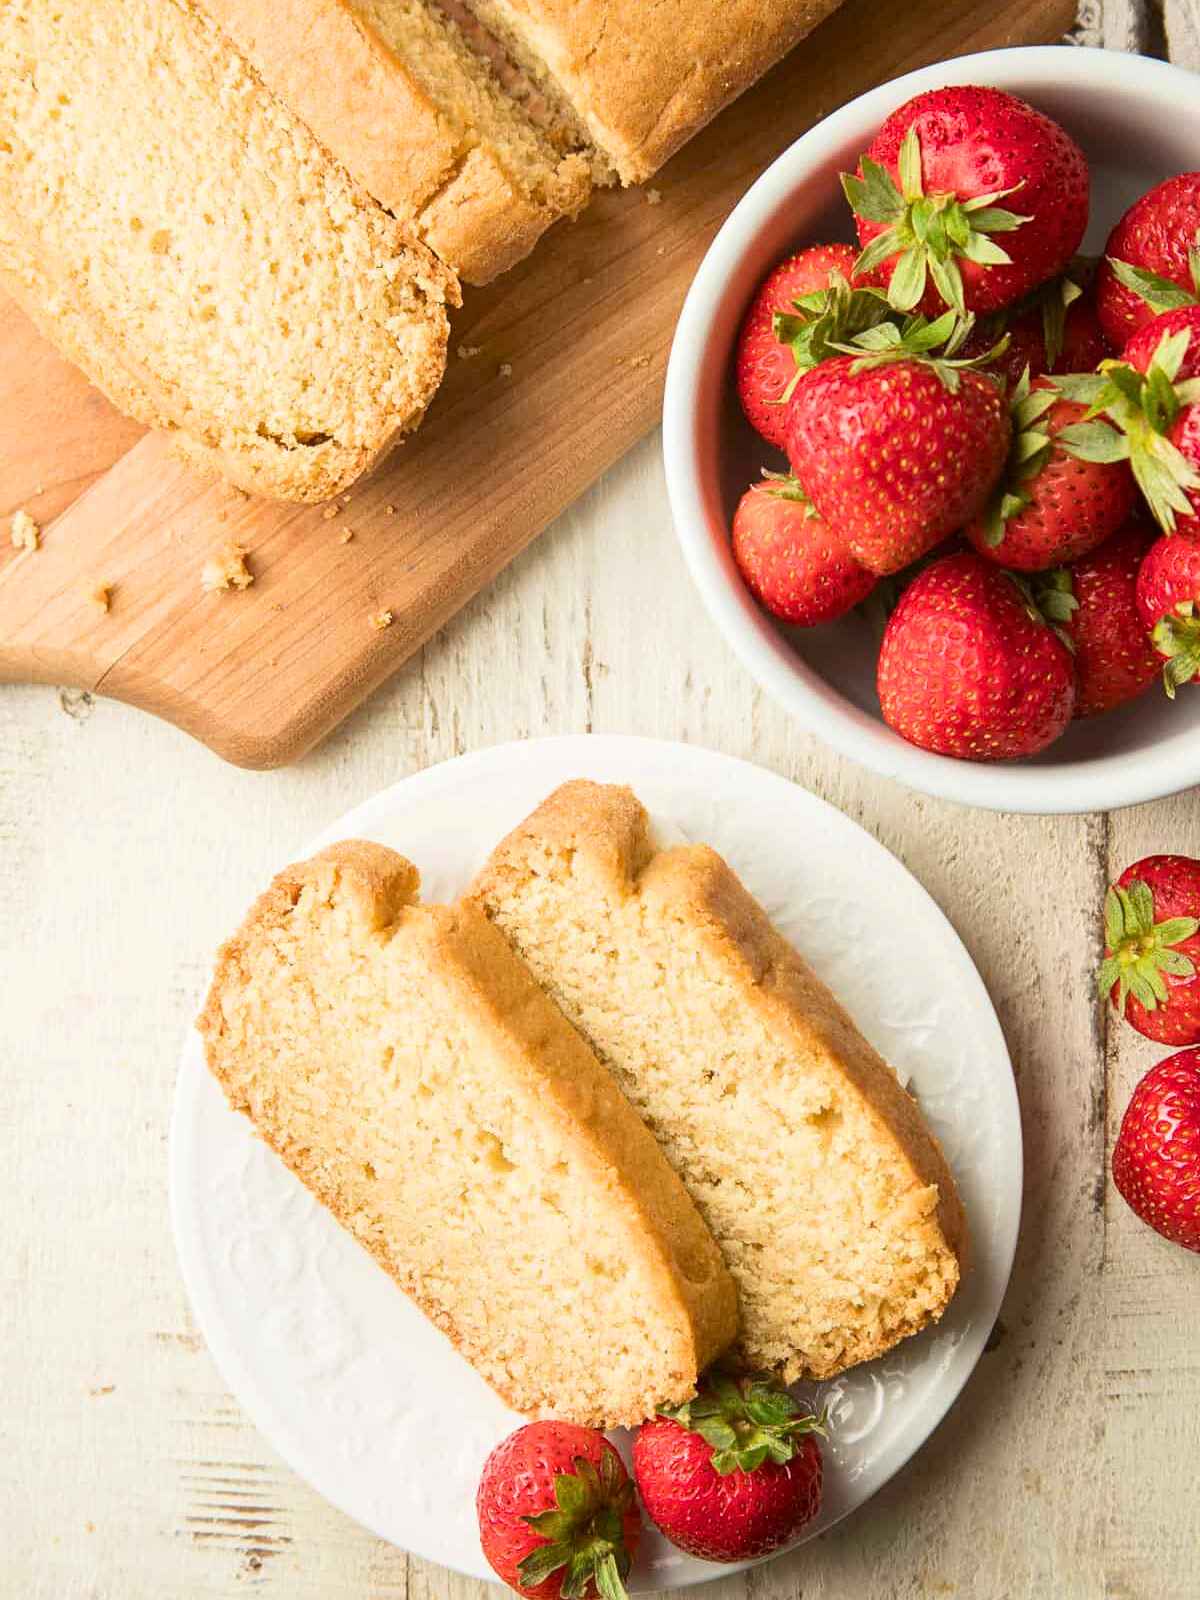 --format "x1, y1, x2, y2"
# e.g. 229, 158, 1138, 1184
170, 735, 1022, 1588
665, 47, 1200, 814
